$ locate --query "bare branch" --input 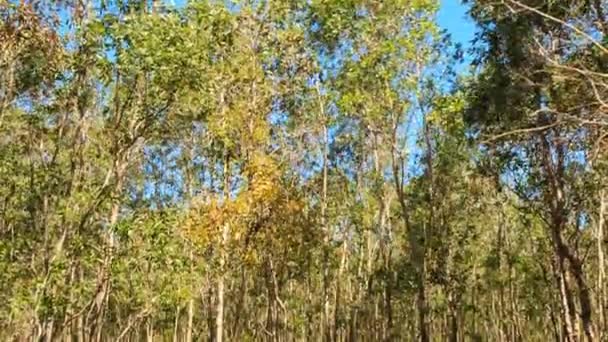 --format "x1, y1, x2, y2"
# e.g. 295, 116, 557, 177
504, 0, 608, 56
481, 121, 560, 144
